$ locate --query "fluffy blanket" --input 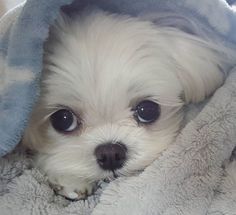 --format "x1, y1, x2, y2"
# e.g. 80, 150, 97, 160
1, 0, 236, 214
